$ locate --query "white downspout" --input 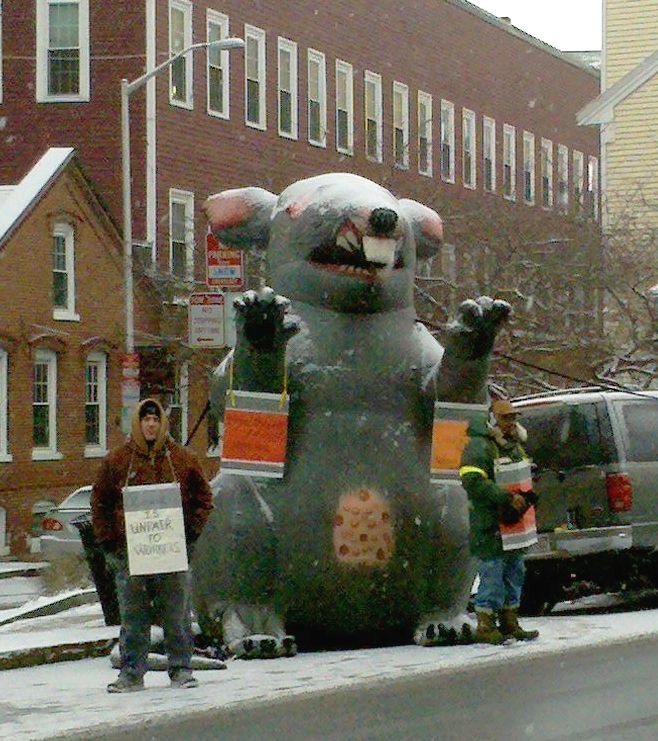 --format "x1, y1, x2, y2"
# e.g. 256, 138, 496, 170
146, 0, 157, 263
